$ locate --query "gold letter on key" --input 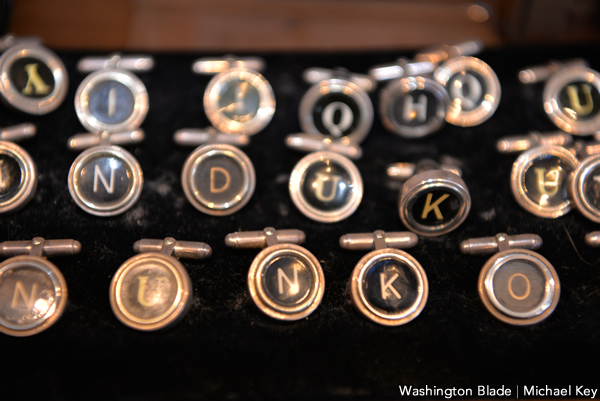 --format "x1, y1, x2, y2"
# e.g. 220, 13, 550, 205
11, 281, 38, 310
534, 168, 560, 197
210, 167, 231, 193
314, 172, 342, 202
21, 63, 51, 96
566, 84, 594, 116
421, 193, 450, 220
